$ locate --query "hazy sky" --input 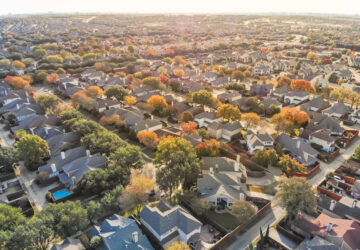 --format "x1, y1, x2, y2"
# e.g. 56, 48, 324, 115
2, 0, 360, 15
